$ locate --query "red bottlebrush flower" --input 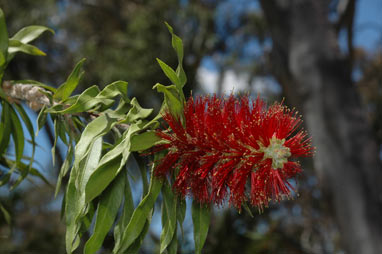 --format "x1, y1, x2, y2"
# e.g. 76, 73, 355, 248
154, 95, 313, 210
